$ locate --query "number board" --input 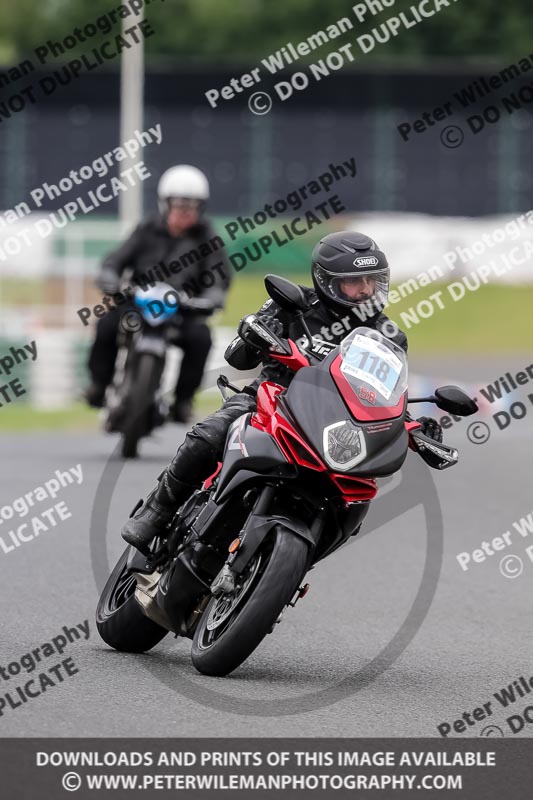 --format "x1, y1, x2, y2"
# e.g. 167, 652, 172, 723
340, 334, 403, 401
